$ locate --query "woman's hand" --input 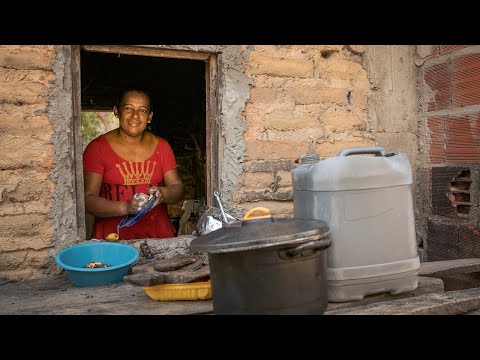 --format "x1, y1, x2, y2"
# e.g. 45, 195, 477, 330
147, 186, 164, 208
125, 195, 145, 215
